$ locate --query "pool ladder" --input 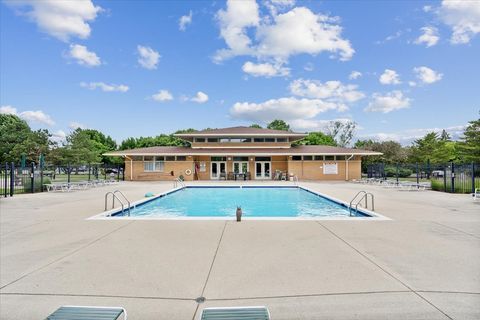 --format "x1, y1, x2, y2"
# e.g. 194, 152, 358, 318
173, 178, 185, 188
293, 175, 299, 186
349, 191, 374, 216
105, 190, 131, 217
